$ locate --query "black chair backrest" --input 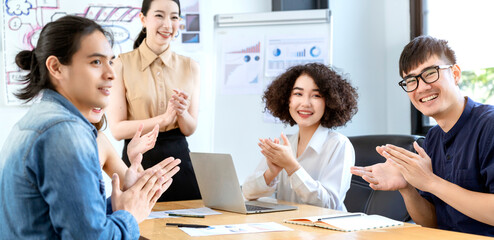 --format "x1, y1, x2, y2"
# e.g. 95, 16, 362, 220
344, 135, 424, 221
